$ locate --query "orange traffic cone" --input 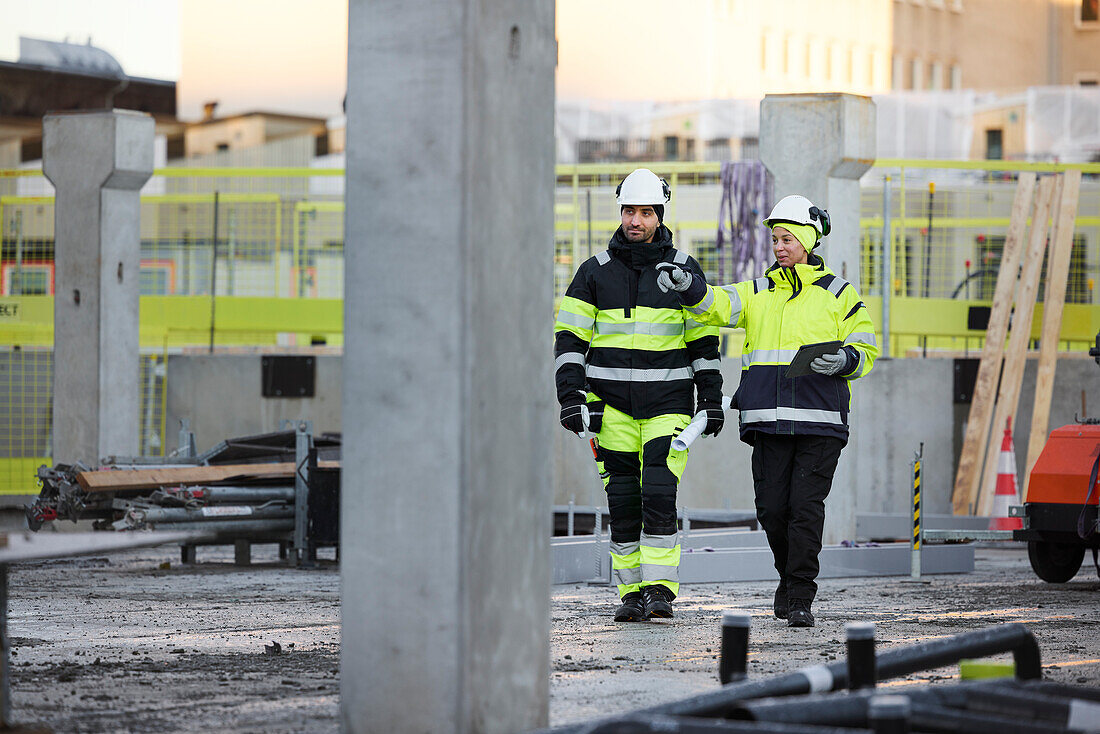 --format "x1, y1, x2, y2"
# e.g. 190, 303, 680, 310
989, 416, 1023, 531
